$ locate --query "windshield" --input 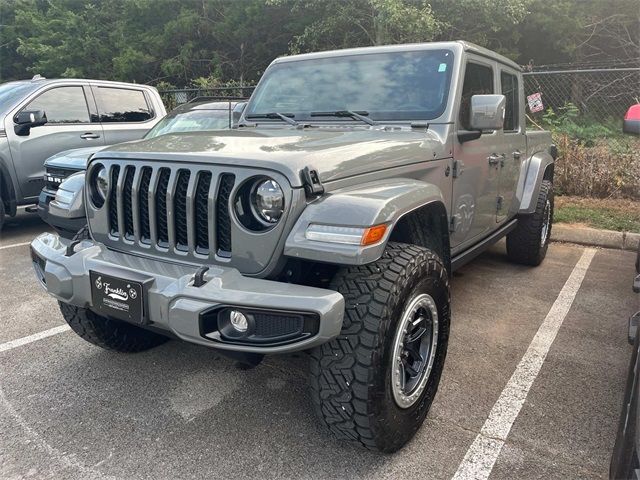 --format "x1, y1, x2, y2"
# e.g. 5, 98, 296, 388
246, 49, 454, 122
145, 109, 231, 138
0, 82, 39, 111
